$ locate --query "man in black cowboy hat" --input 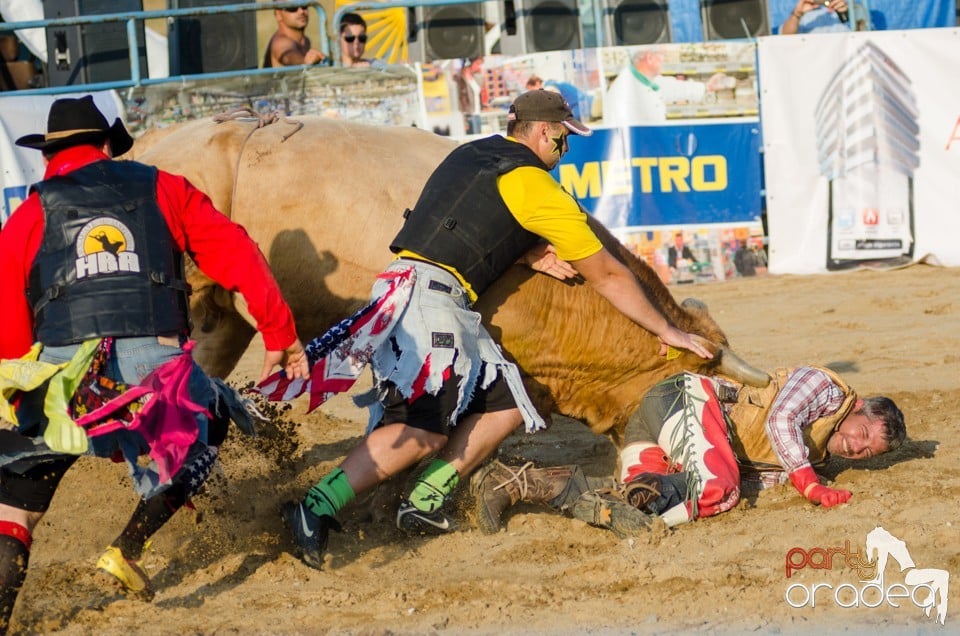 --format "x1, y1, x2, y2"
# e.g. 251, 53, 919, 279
14, 94, 135, 157
0, 95, 310, 630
